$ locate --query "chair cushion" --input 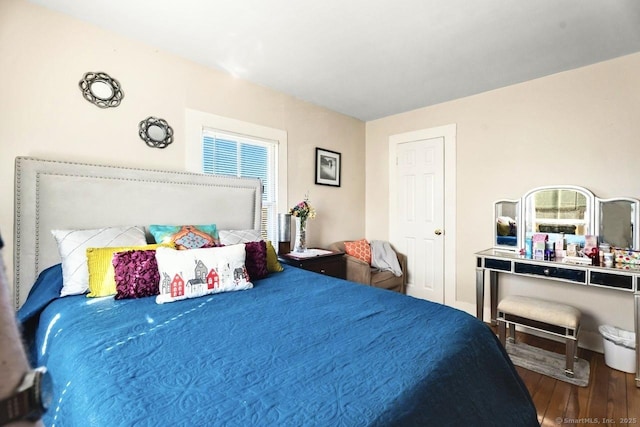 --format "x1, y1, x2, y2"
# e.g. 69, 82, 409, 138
371, 269, 403, 291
